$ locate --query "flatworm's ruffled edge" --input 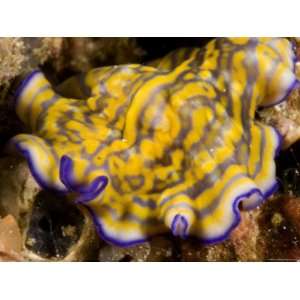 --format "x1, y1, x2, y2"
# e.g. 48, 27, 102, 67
15, 123, 282, 247
197, 125, 283, 244
203, 184, 279, 245
82, 188, 266, 247
240, 126, 282, 211
87, 187, 276, 247
259, 52, 299, 109
84, 205, 149, 247
81, 127, 283, 247
200, 188, 262, 245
